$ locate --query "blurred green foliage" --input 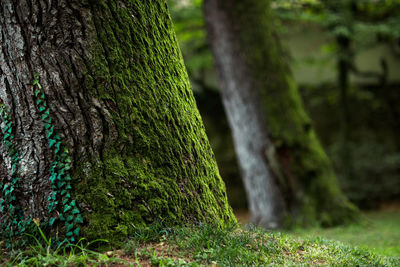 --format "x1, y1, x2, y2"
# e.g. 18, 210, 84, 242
168, 0, 400, 209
